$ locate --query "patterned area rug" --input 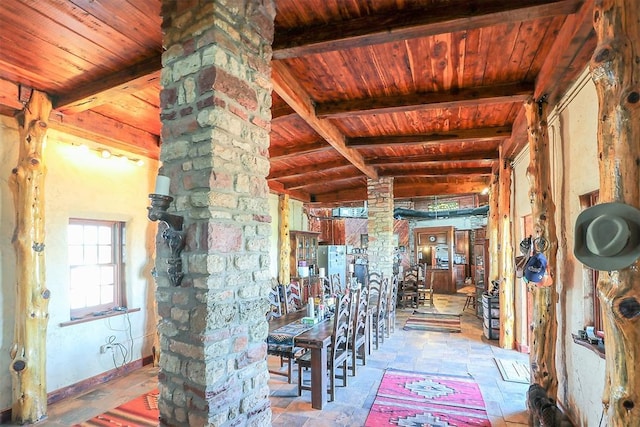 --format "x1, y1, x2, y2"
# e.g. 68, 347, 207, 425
403, 311, 462, 333
74, 389, 159, 426
365, 369, 490, 426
